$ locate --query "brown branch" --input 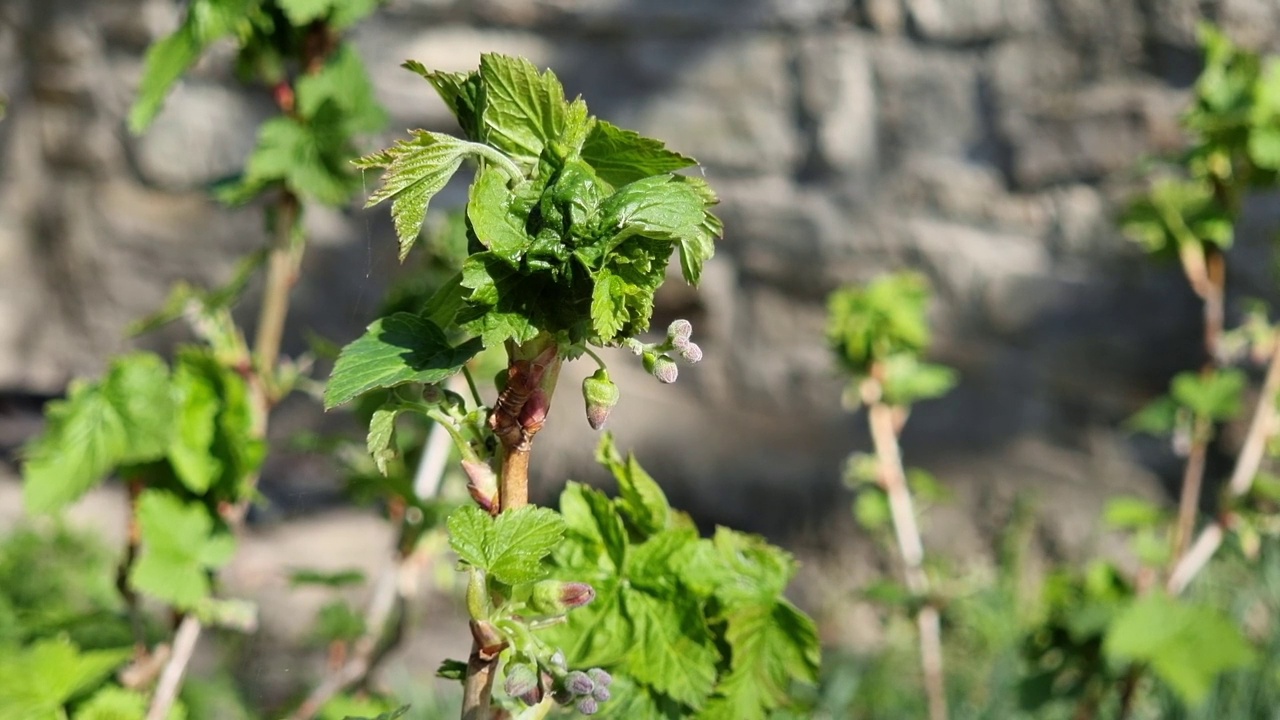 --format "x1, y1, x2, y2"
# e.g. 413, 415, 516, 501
1171, 416, 1210, 562
862, 376, 948, 720
253, 192, 301, 376
145, 615, 202, 720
